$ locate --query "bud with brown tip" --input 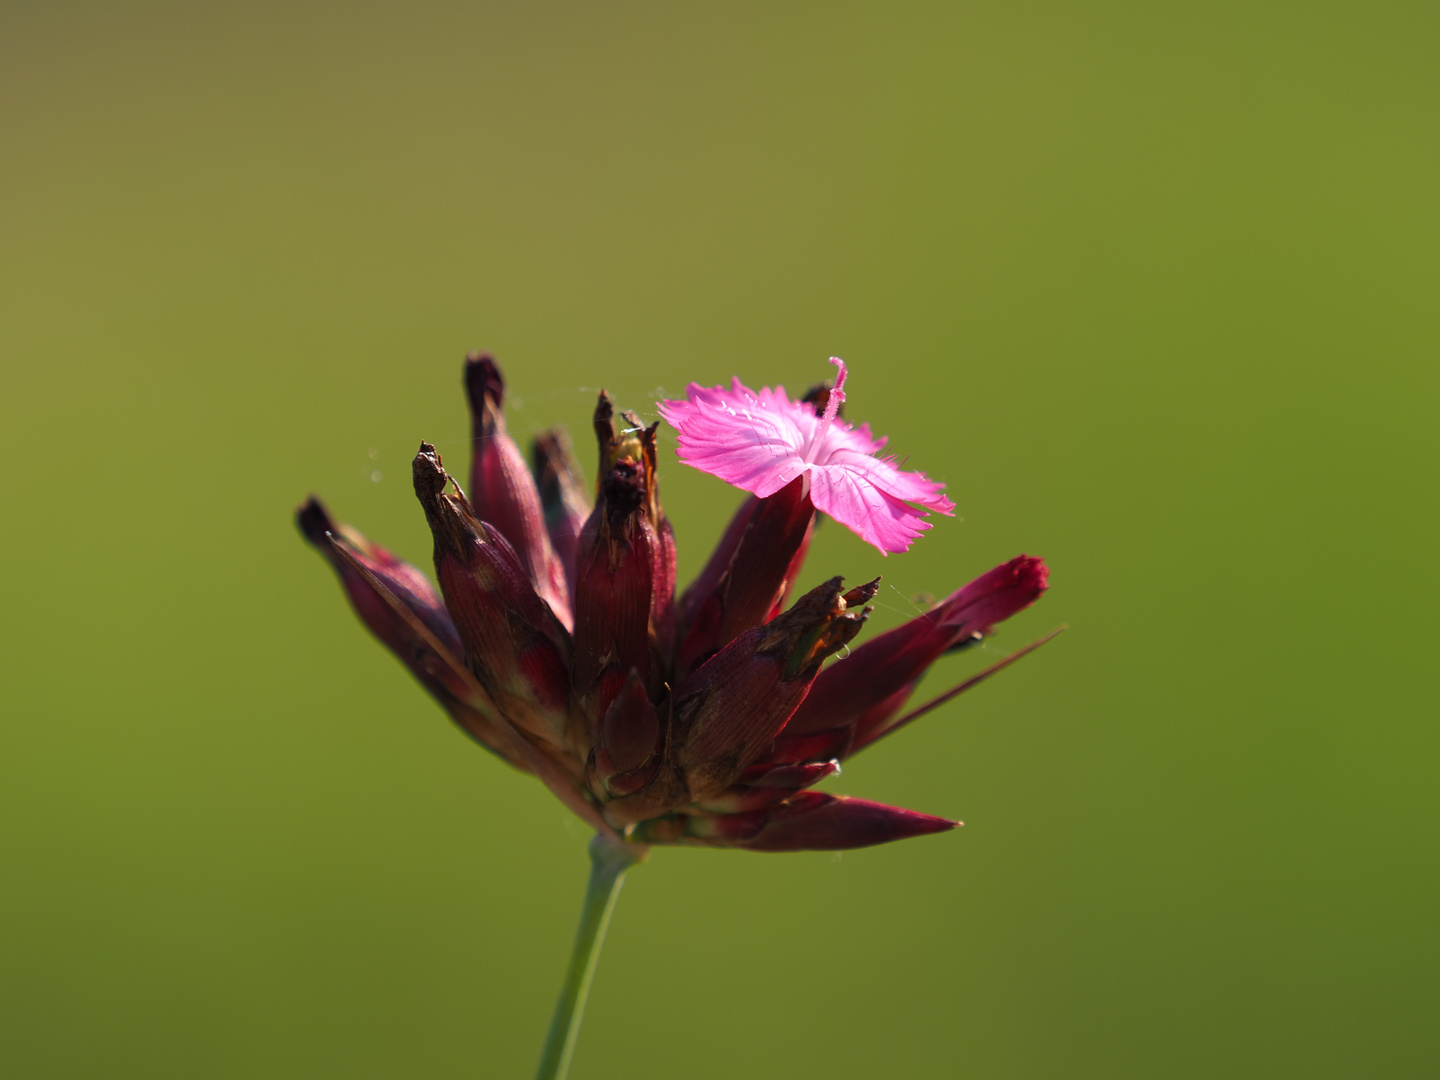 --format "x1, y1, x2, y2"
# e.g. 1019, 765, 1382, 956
412, 442, 577, 754
571, 393, 675, 722
464, 353, 572, 628
295, 496, 530, 771
669, 575, 879, 802
780, 554, 1048, 752
675, 475, 815, 677
531, 427, 591, 601
589, 669, 663, 799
